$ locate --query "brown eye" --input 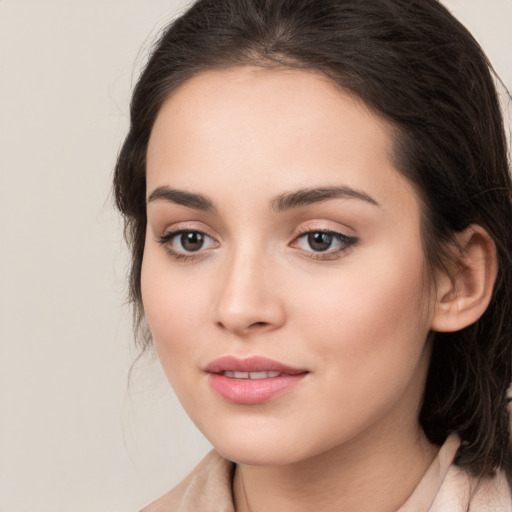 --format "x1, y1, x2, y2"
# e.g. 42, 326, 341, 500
180, 231, 205, 252
307, 232, 333, 252
158, 229, 218, 259
292, 229, 358, 259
